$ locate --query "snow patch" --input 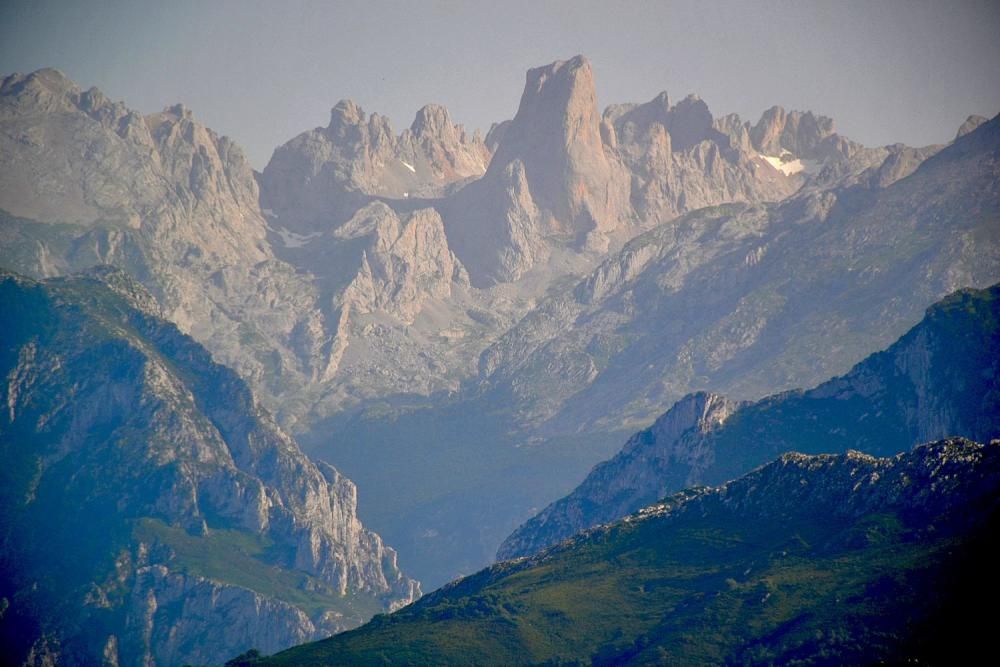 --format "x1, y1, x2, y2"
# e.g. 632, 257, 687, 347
758, 150, 821, 176
400, 159, 416, 173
